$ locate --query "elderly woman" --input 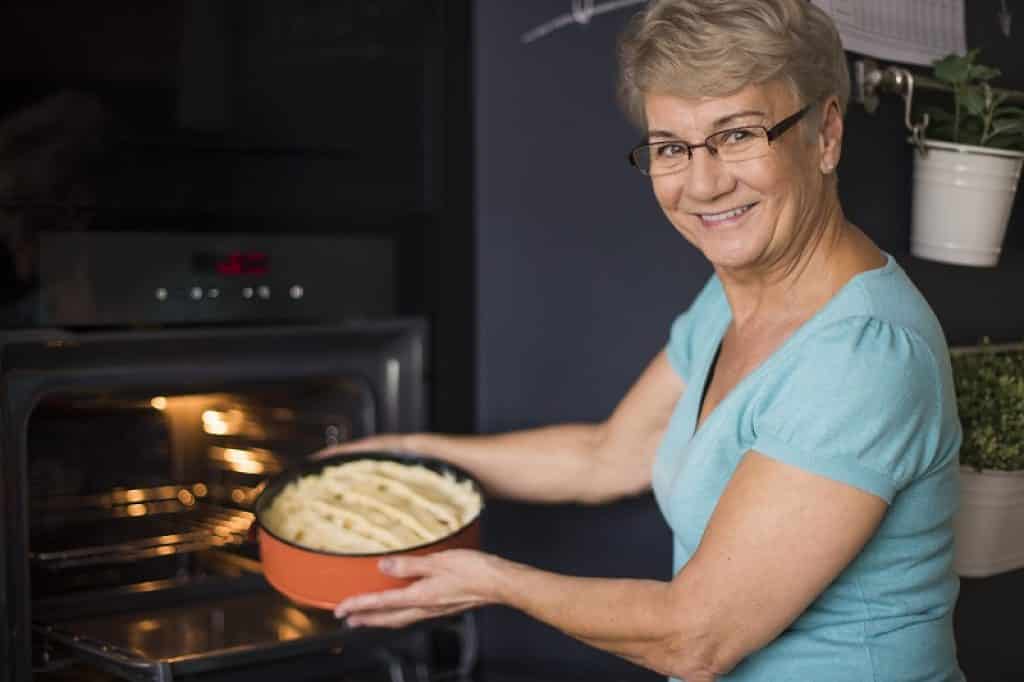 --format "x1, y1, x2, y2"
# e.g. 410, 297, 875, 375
324, 1, 964, 680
